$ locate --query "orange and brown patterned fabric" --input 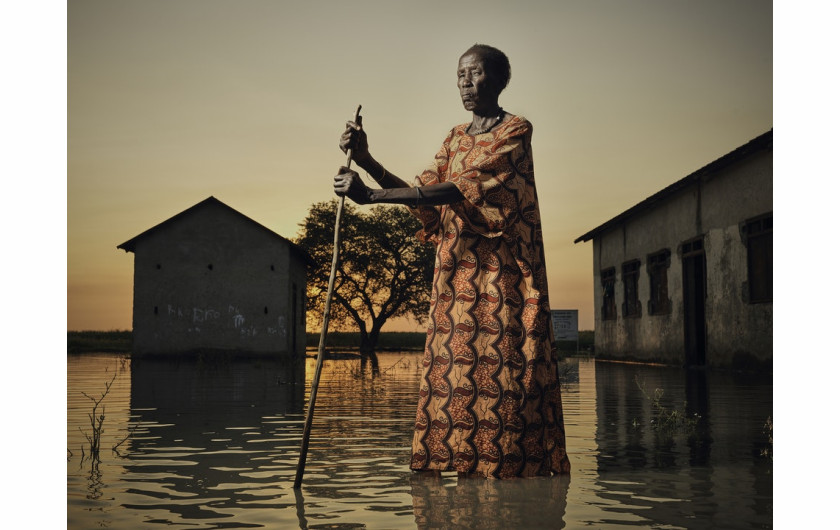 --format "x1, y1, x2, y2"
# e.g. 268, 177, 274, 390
408, 116, 571, 478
